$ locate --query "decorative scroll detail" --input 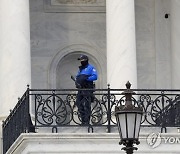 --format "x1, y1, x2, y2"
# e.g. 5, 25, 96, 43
35, 94, 72, 125
33, 89, 180, 129
4, 89, 180, 134
35, 93, 107, 126
138, 93, 180, 127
